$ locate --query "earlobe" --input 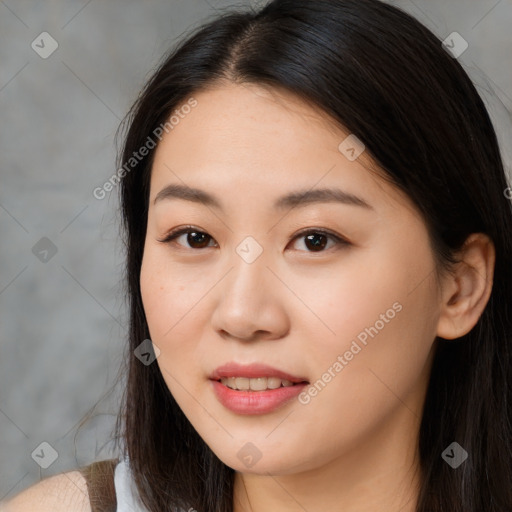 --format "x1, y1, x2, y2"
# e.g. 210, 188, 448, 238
436, 233, 495, 340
